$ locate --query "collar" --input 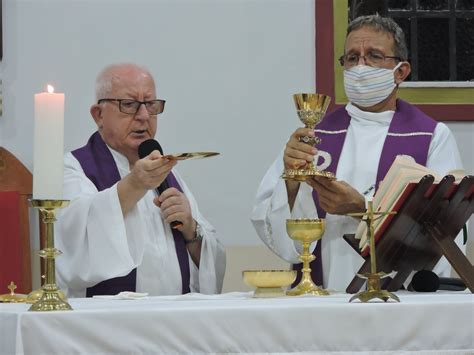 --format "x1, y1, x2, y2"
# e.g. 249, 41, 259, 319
346, 102, 394, 126
108, 146, 131, 176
